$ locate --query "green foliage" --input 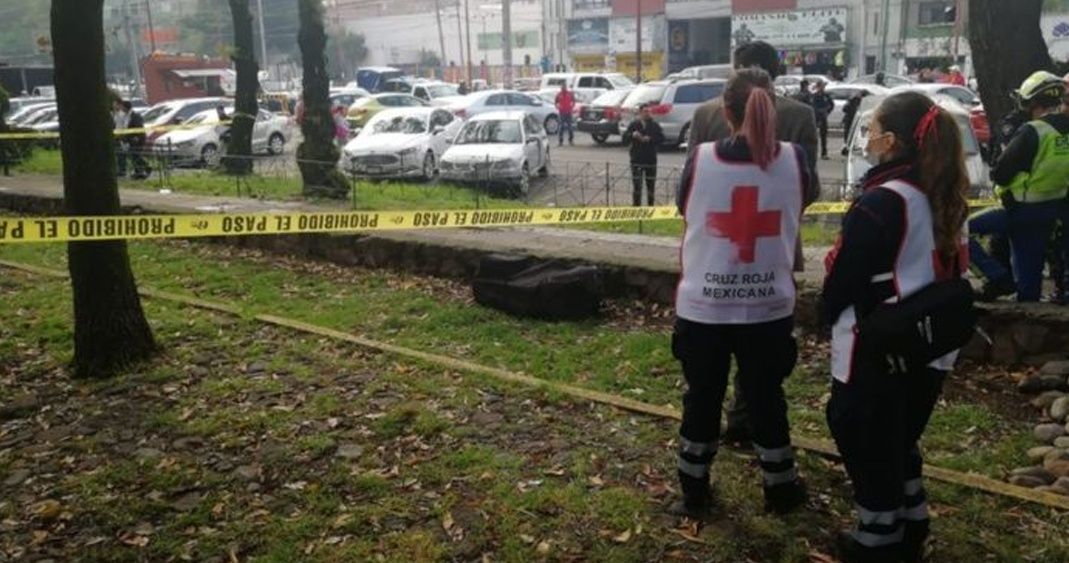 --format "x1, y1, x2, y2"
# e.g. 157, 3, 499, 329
327, 32, 369, 81
0, 0, 51, 66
